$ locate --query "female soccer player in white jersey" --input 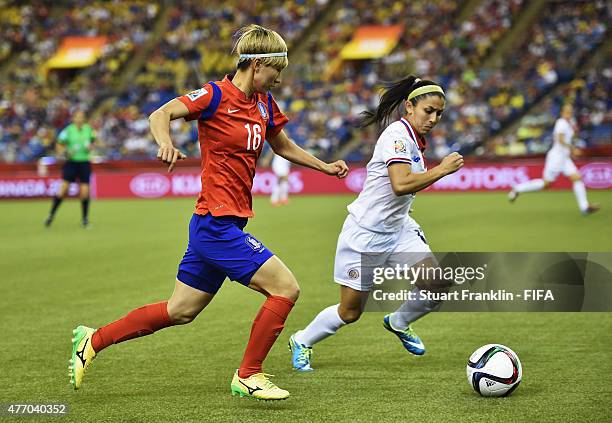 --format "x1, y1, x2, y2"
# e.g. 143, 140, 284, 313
288, 76, 464, 371
508, 104, 599, 215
